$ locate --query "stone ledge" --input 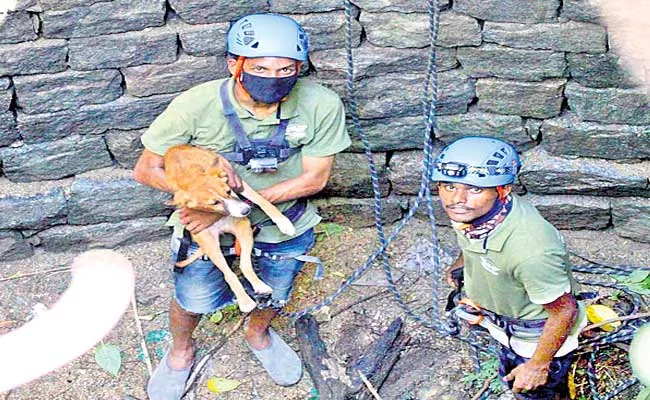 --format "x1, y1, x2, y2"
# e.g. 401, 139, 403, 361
0, 39, 67, 76
612, 197, 650, 243
476, 78, 566, 119
542, 113, 650, 161
322, 152, 390, 198
41, 0, 166, 39
483, 21, 607, 53
565, 82, 650, 125
313, 197, 403, 228
454, 0, 559, 23
519, 147, 650, 197
311, 43, 457, 81
37, 216, 171, 252
525, 194, 611, 230
68, 27, 177, 70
